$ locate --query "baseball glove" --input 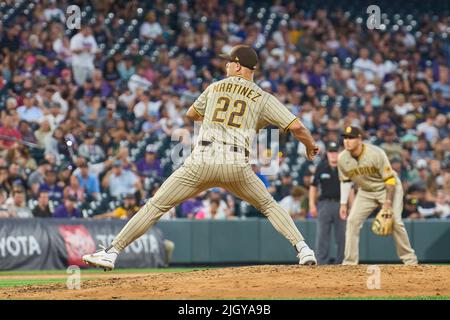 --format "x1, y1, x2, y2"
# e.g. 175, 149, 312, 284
371, 208, 394, 236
